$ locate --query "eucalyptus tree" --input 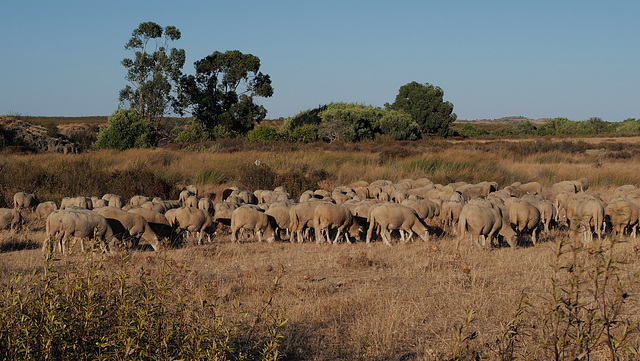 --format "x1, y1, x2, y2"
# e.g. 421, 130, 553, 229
119, 22, 186, 128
